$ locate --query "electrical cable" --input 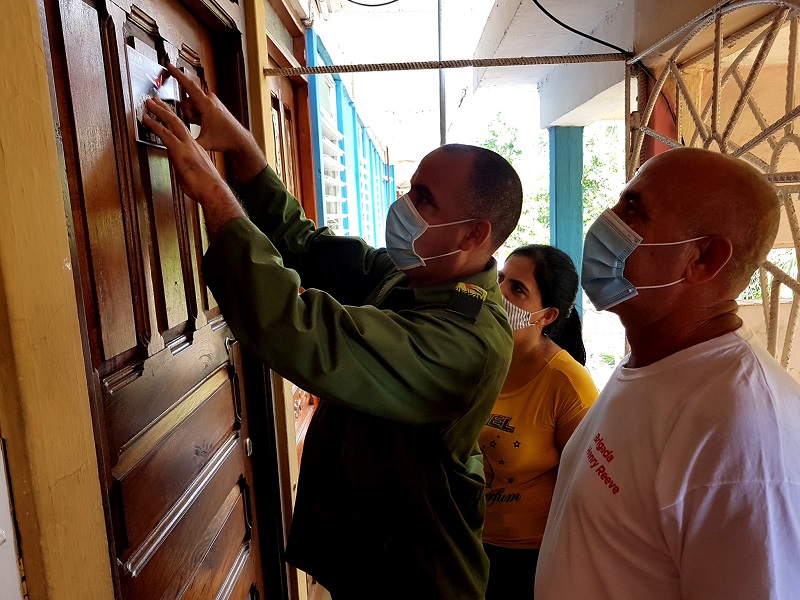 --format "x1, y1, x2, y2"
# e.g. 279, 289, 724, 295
529, 0, 677, 123
531, 0, 632, 57
345, 0, 400, 6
